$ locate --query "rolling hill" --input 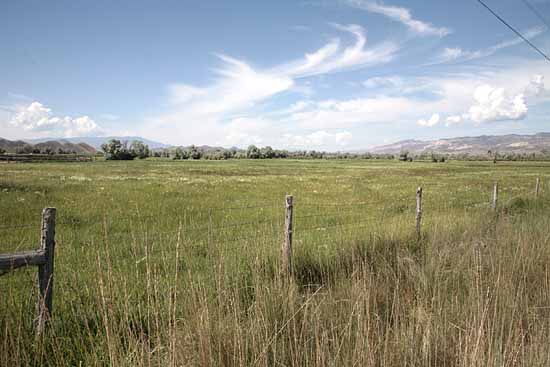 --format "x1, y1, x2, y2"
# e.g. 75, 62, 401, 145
369, 133, 550, 155
0, 138, 97, 154
27, 136, 169, 150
